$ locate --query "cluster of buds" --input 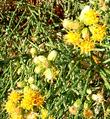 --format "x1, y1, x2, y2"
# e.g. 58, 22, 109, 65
32, 50, 59, 82
17, 76, 37, 90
